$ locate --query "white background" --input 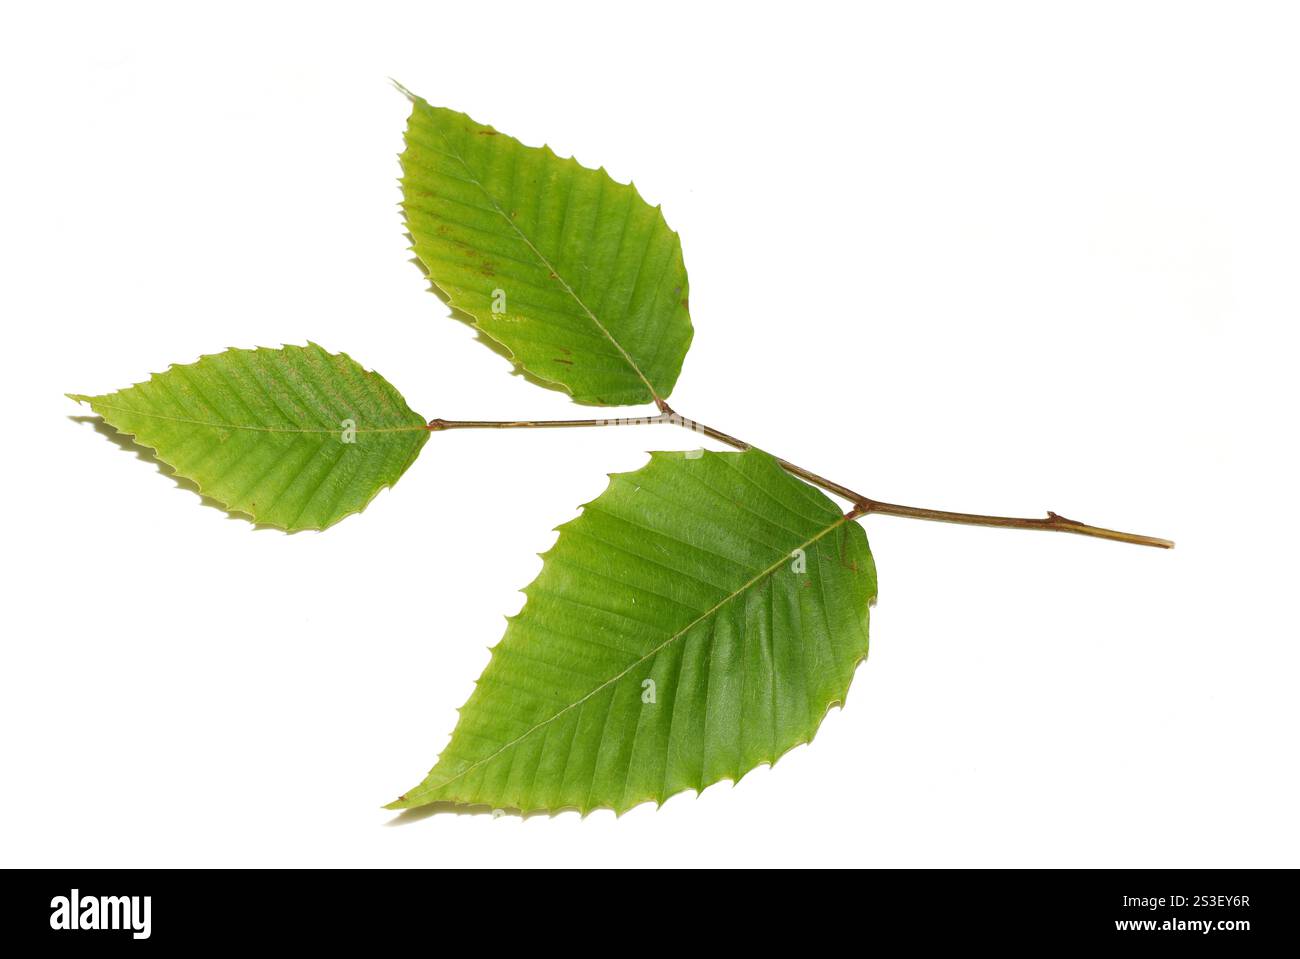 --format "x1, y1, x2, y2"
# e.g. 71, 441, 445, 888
1, 1, 1296, 868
